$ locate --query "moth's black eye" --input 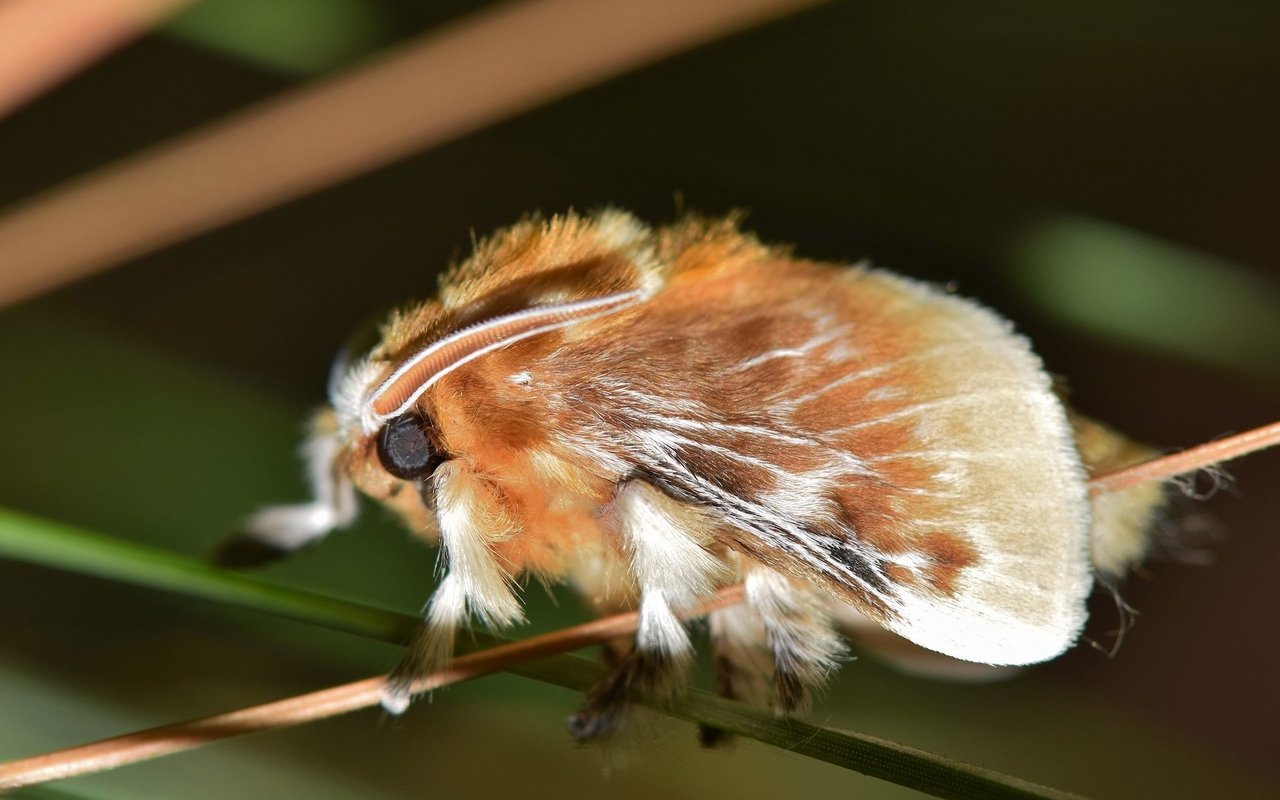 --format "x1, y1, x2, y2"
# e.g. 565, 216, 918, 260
377, 415, 442, 480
